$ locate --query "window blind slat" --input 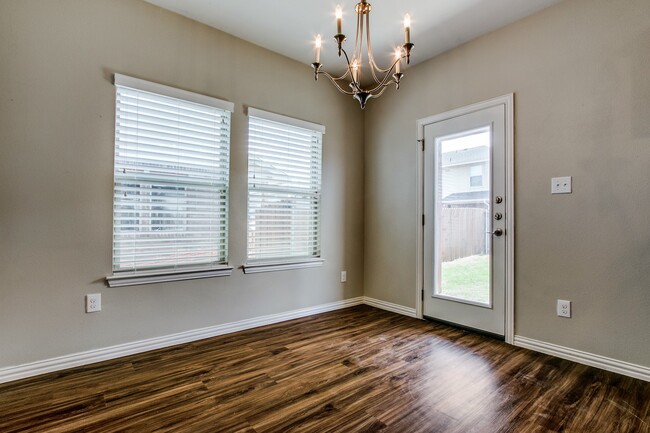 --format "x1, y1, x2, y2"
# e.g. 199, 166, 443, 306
116, 115, 231, 141
117, 88, 231, 119
249, 135, 319, 151
116, 132, 231, 153
113, 172, 229, 187
116, 103, 231, 130
113, 79, 231, 274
